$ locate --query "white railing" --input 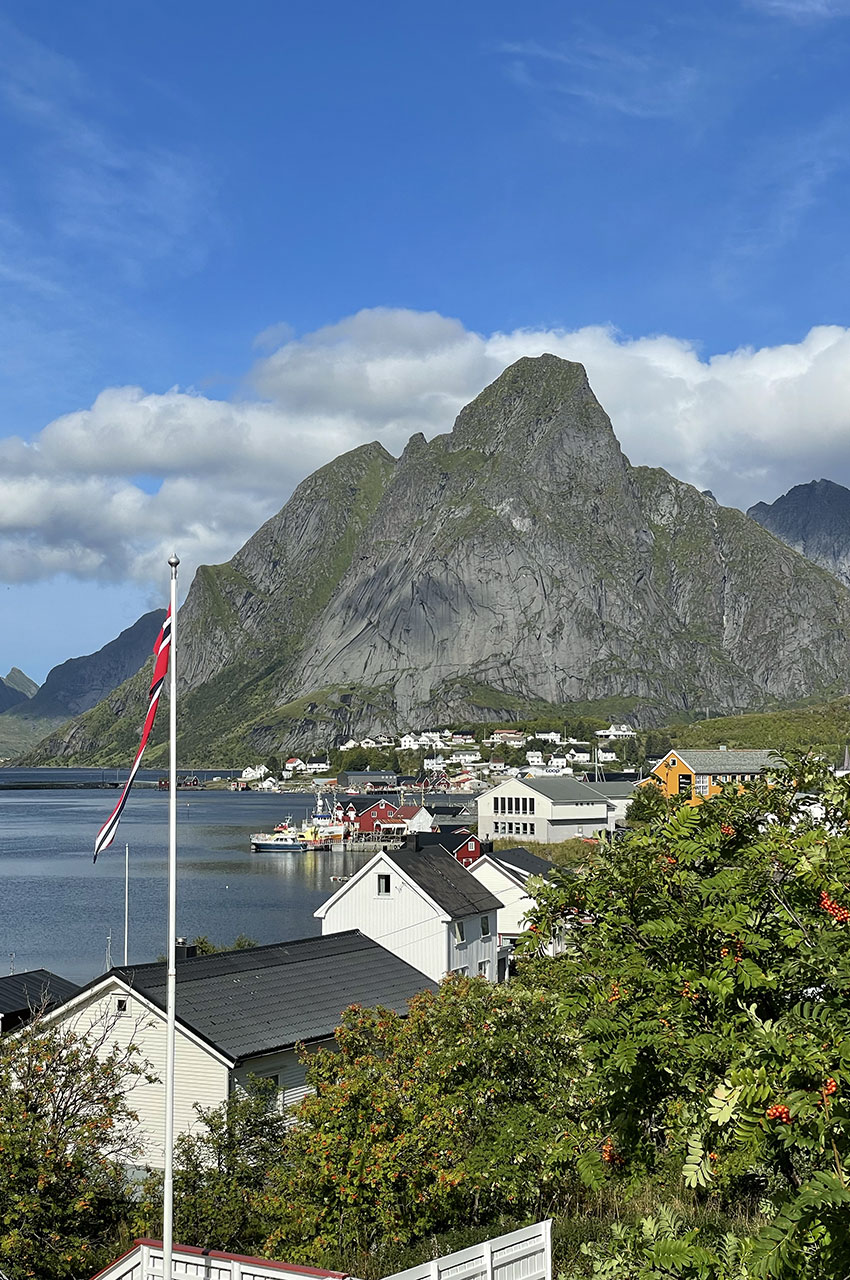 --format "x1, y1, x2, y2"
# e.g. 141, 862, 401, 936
92, 1240, 348, 1280
382, 1220, 552, 1280
93, 1221, 551, 1280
